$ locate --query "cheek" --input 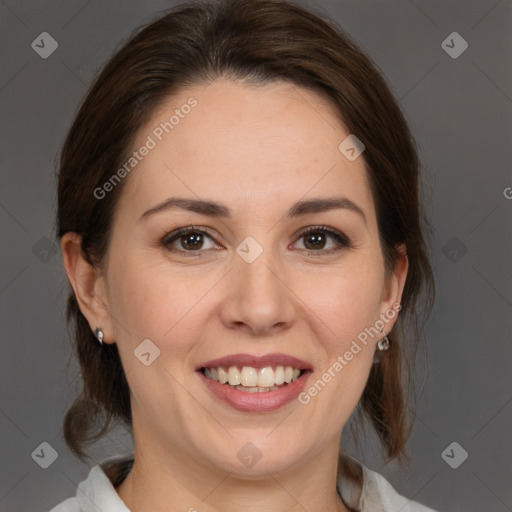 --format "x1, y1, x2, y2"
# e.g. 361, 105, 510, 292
108, 265, 169, 342
296, 257, 385, 344
106, 251, 220, 352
